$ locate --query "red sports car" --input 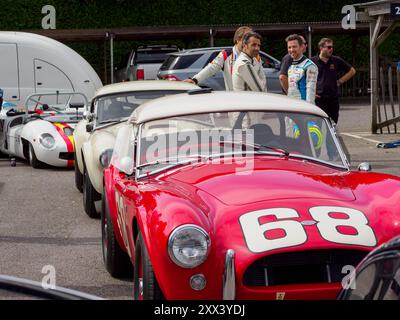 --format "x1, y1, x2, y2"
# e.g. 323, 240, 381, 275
101, 90, 400, 300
